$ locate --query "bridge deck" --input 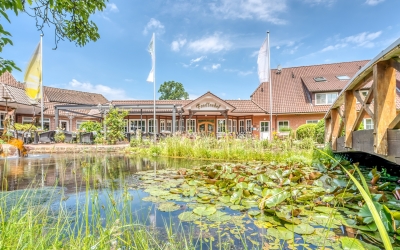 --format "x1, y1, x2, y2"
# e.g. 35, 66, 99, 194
335, 129, 400, 164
